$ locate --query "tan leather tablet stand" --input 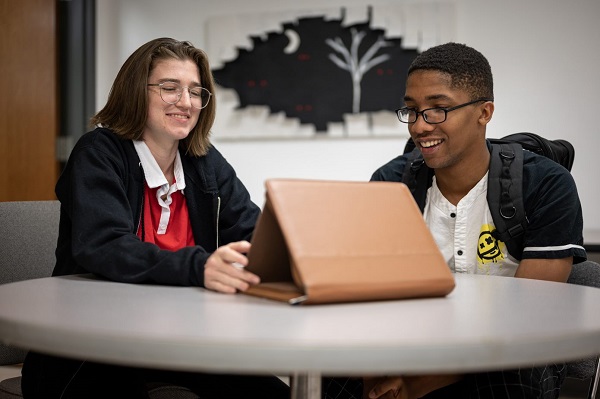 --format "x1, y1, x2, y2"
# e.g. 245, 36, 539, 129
245, 179, 455, 305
